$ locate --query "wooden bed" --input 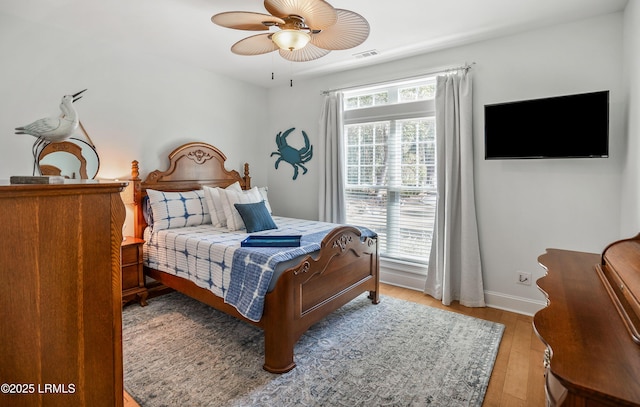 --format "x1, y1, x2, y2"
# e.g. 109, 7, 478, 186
130, 141, 380, 373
